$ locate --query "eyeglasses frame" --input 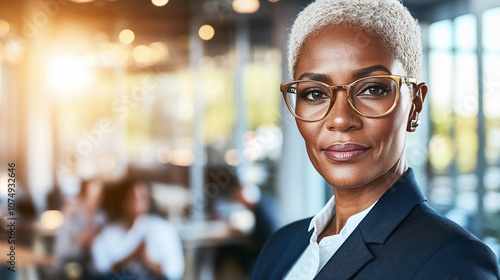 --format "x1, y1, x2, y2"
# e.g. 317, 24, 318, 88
280, 75, 417, 122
